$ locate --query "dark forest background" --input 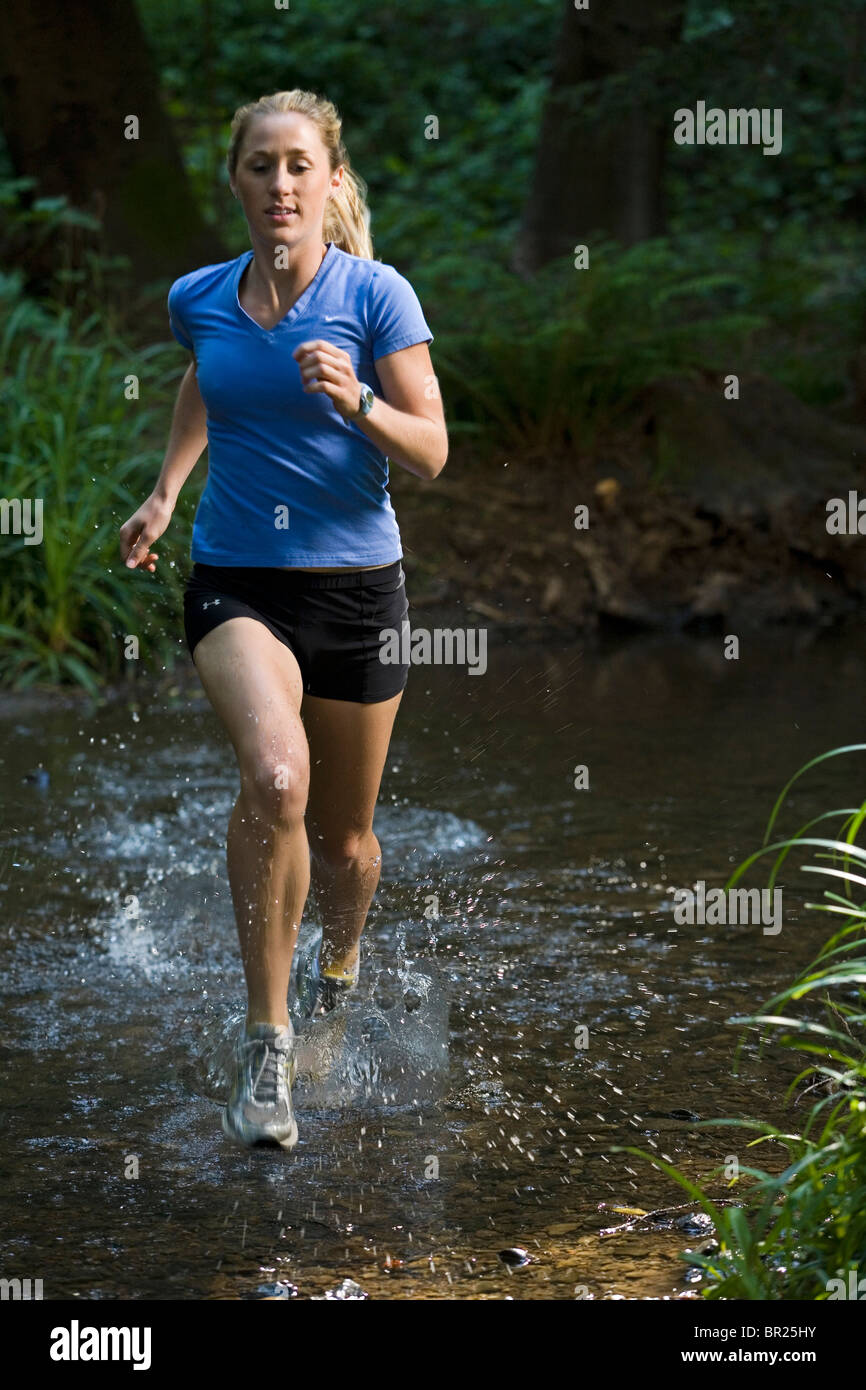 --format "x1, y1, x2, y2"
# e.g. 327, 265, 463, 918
1, 0, 865, 690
